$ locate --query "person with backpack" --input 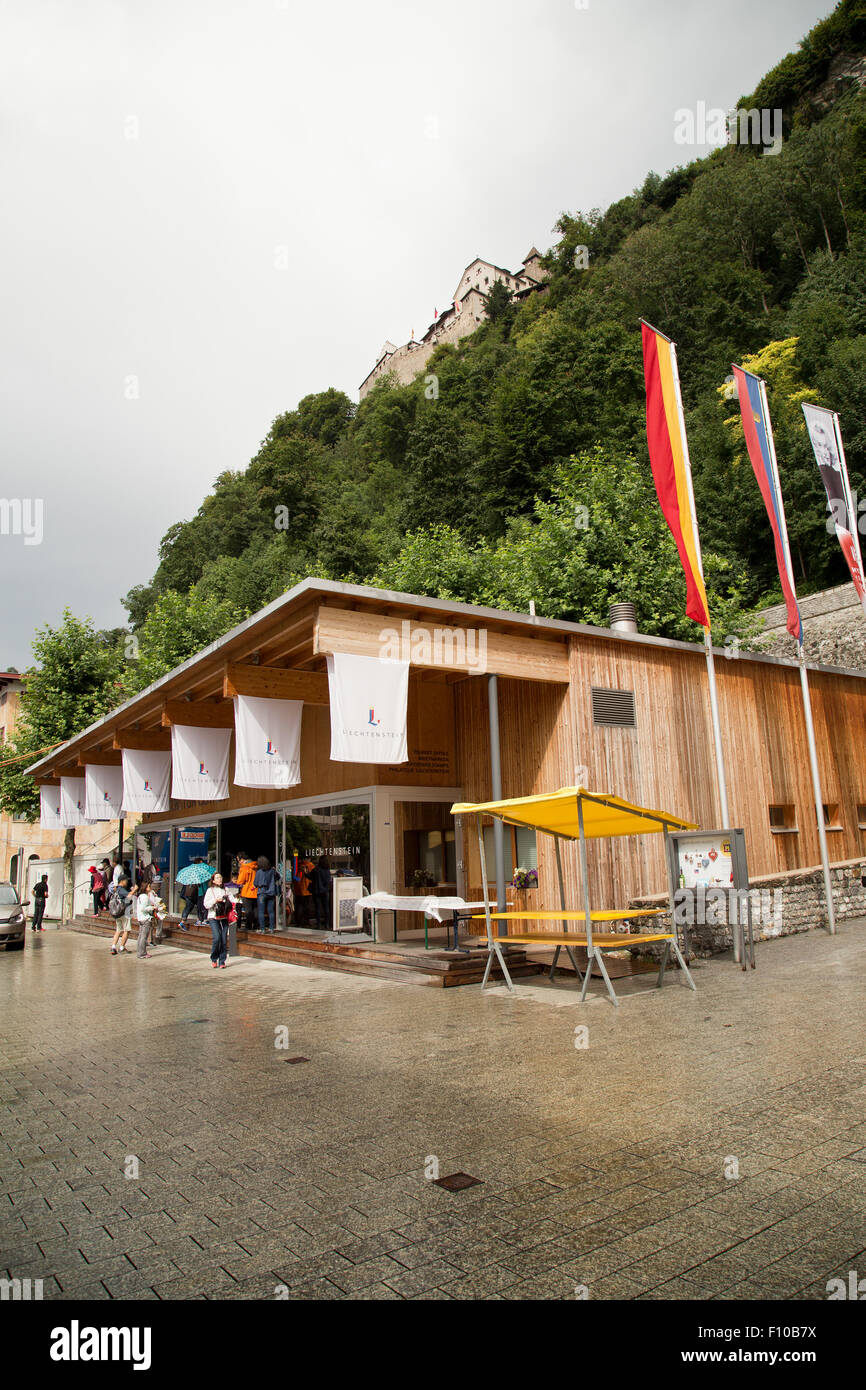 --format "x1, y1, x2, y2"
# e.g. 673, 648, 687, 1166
31, 874, 49, 931
89, 865, 107, 915
109, 877, 134, 955
203, 873, 231, 968
254, 856, 277, 933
